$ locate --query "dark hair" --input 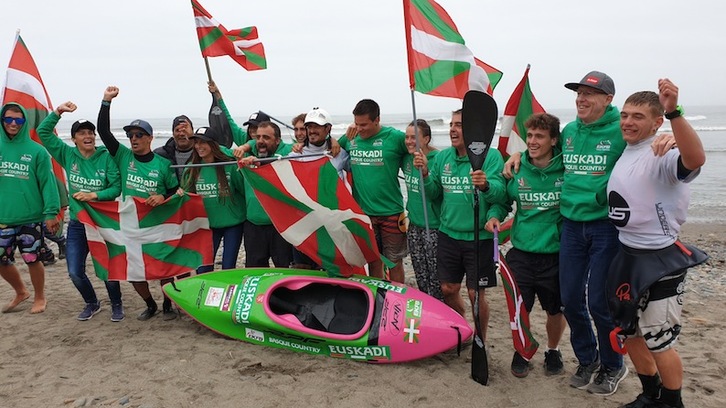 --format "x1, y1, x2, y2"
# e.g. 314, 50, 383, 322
292, 113, 306, 126
257, 121, 281, 139
1, 104, 23, 117
452, 108, 463, 115
407, 119, 432, 138
352, 99, 380, 122
524, 113, 561, 140
181, 139, 236, 204
624, 91, 664, 117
